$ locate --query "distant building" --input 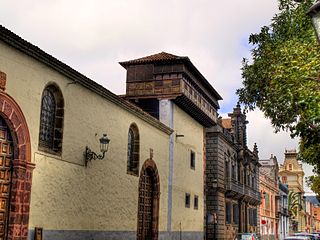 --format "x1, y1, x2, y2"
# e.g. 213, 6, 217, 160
306, 196, 320, 232
279, 150, 306, 233
305, 197, 313, 232
278, 182, 289, 239
259, 155, 279, 239
206, 105, 261, 239
310, 197, 320, 232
